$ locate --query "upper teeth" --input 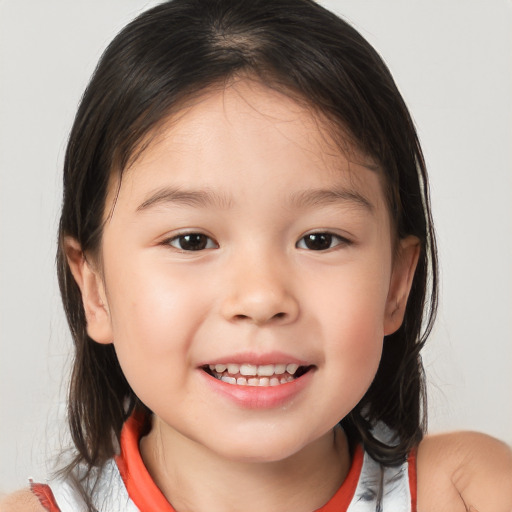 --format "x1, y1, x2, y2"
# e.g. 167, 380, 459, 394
208, 363, 300, 376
